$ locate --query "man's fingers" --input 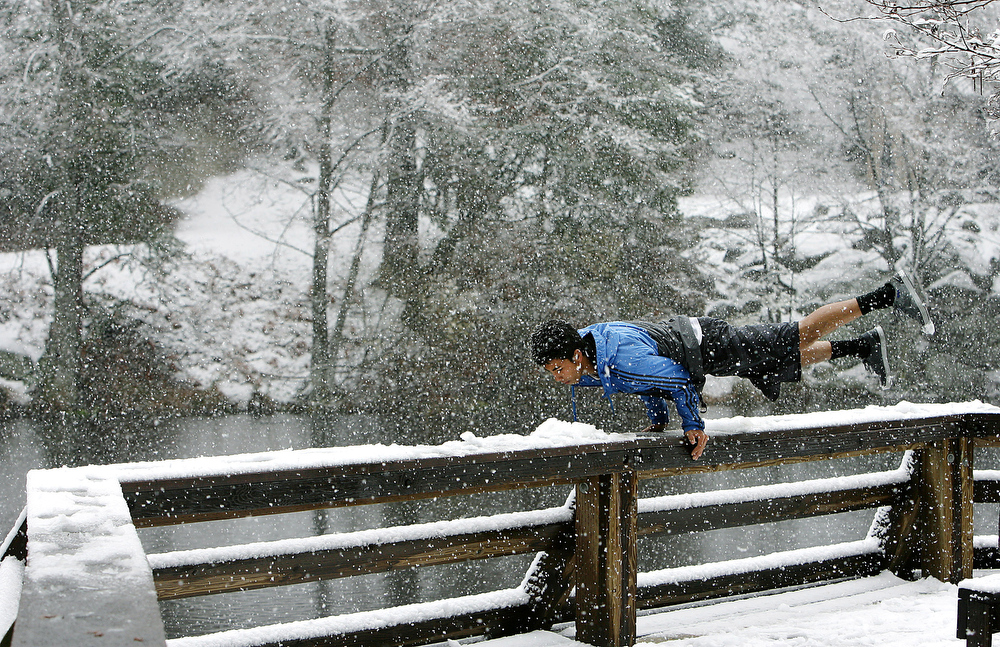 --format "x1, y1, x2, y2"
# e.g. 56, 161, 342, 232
685, 429, 708, 460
